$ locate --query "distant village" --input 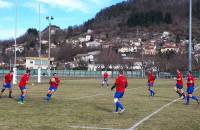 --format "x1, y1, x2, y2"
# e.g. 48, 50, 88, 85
1, 27, 199, 72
